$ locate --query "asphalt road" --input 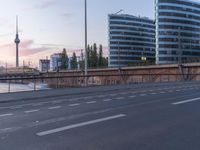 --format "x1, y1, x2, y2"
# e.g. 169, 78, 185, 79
0, 82, 200, 150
